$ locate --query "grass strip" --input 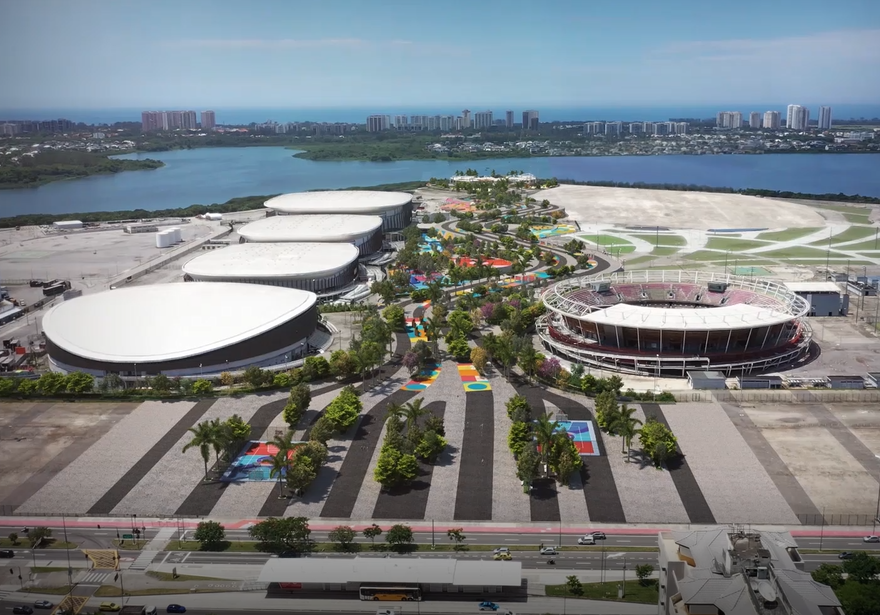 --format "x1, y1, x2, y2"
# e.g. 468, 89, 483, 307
31, 567, 71, 573
546, 580, 659, 604
172, 540, 660, 554
626, 234, 687, 247
94, 585, 238, 597
704, 237, 770, 252
21, 586, 76, 595
756, 228, 823, 241
146, 571, 228, 582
